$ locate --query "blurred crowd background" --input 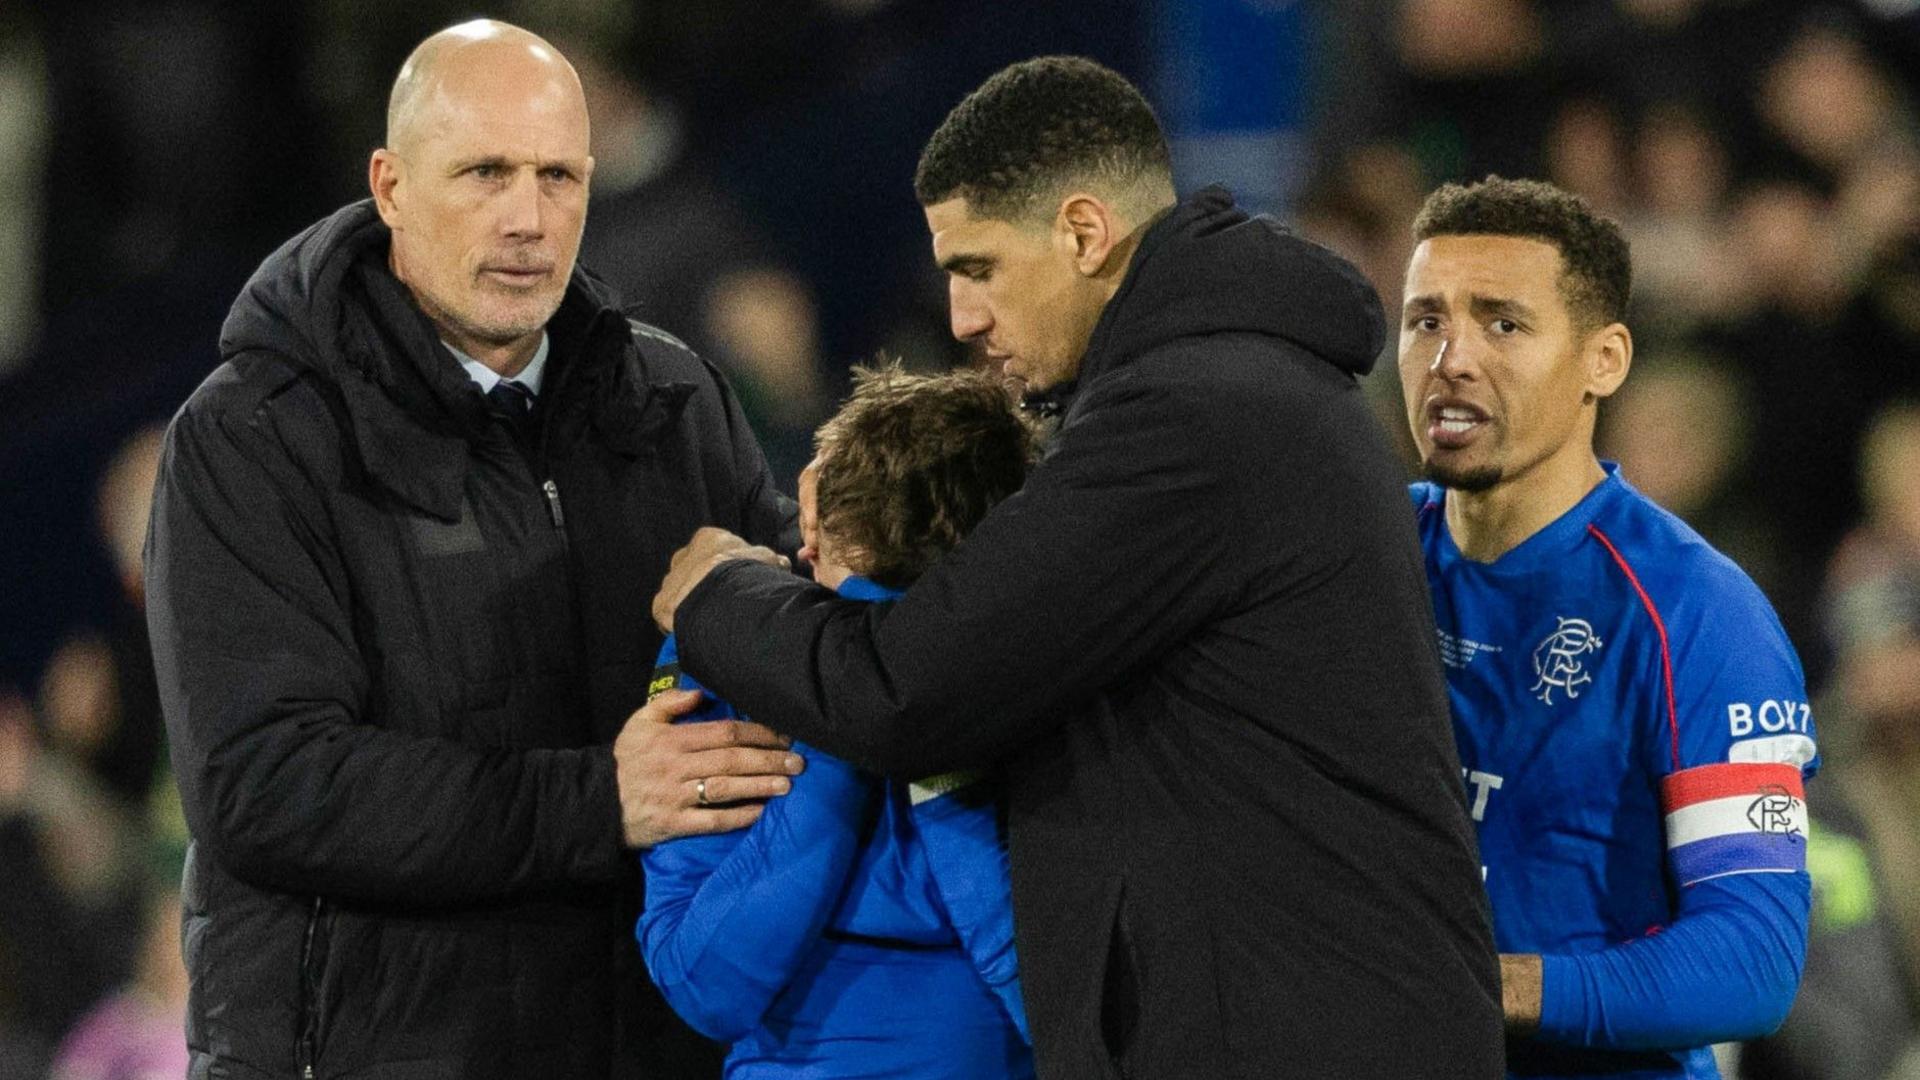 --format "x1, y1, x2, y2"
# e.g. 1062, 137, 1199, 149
0, 1, 1916, 1077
